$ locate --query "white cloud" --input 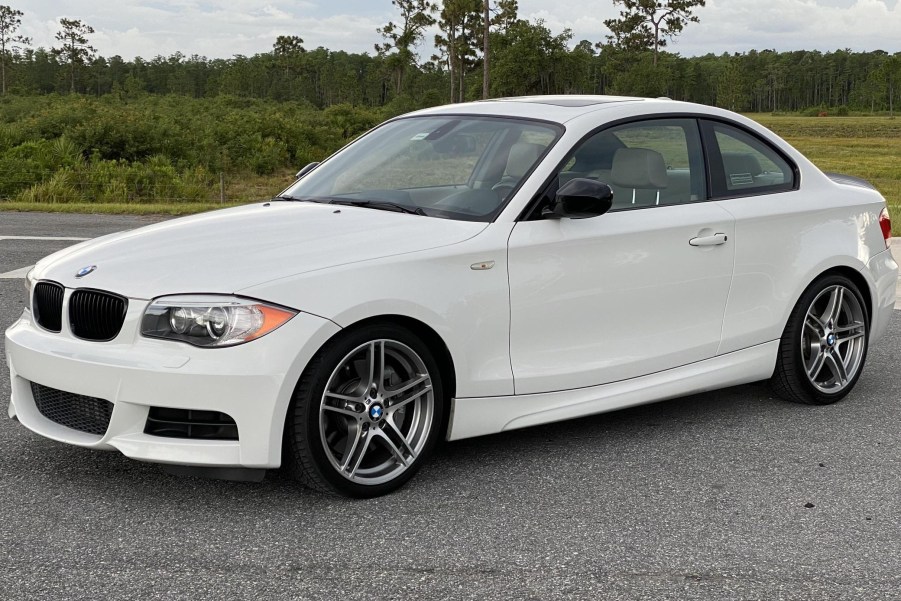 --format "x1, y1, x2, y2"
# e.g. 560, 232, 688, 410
15, 0, 901, 59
